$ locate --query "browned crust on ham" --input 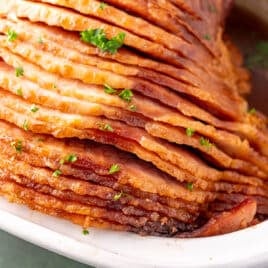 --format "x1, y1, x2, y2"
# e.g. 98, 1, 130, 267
0, 179, 201, 235
0, 184, 131, 232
